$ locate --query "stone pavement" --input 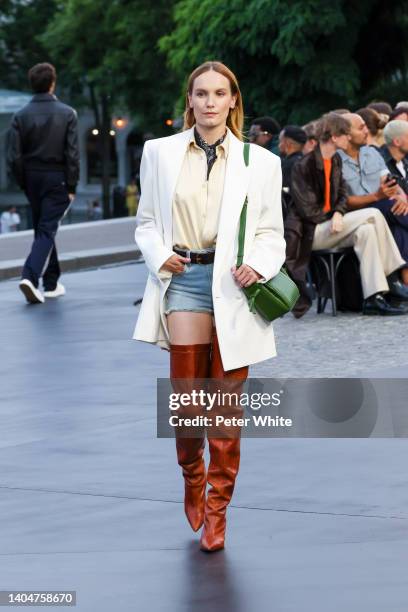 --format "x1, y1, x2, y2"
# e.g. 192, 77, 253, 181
258, 303, 408, 379
0, 262, 407, 612
0, 217, 140, 280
